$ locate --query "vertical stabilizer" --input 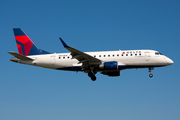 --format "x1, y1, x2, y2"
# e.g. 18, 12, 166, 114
13, 28, 50, 56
